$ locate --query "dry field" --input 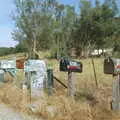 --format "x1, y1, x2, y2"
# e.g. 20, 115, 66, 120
0, 56, 120, 120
